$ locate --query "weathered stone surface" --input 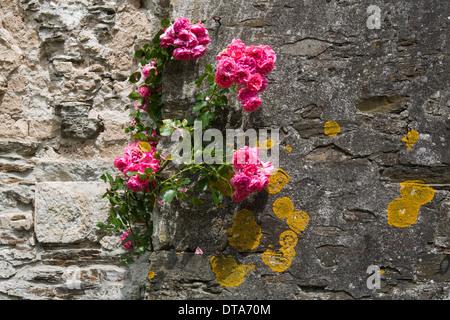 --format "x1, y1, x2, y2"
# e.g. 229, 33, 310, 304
34, 182, 109, 244
0, 0, 447, 301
